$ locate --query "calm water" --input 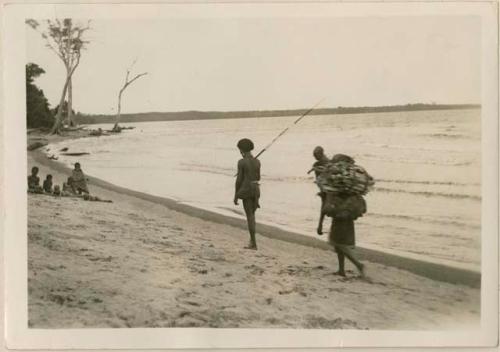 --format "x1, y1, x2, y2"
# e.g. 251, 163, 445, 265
49, 109, 481, 267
